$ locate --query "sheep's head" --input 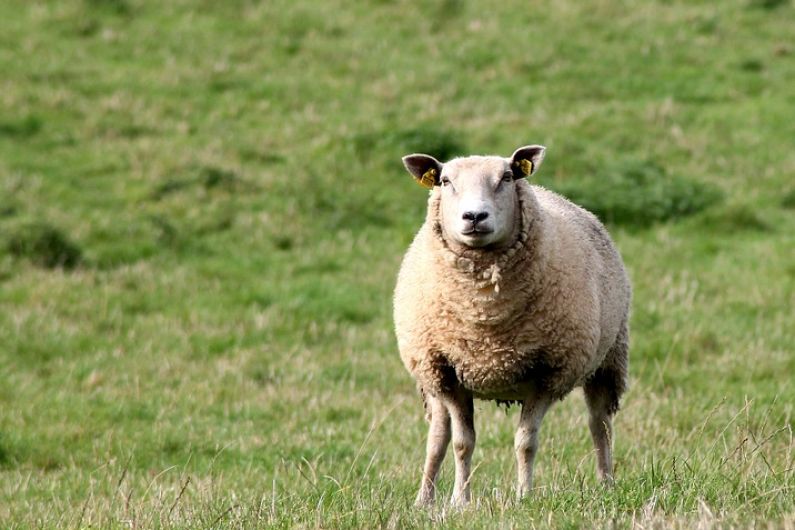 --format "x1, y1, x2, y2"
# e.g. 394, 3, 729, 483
402, 145, 545, 249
